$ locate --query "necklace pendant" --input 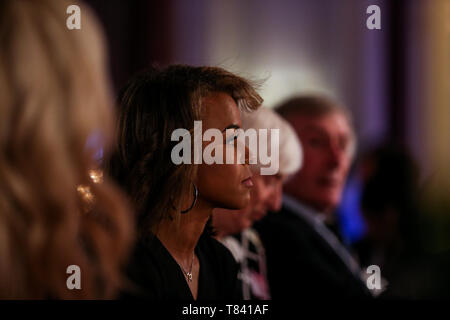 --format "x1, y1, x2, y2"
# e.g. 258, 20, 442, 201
186, 272, 193, 282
